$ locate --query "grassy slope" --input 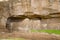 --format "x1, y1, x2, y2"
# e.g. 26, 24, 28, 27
31, 30, 60, 34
